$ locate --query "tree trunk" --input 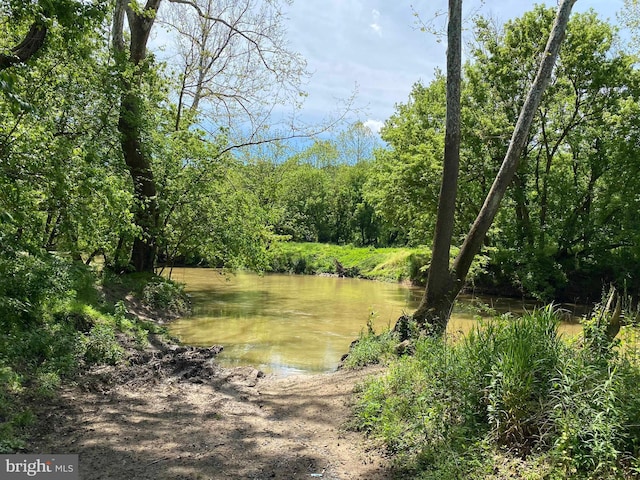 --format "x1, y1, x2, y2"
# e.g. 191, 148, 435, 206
404, 0, 577, 337
411, 0, 462, 336
0, 21, 48, 71
113, 0, 163, 272
513, 173, 535, 248
119, 89, 159, 272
